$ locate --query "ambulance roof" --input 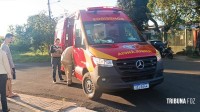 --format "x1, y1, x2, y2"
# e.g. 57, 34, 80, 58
78, 7, 131, 22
